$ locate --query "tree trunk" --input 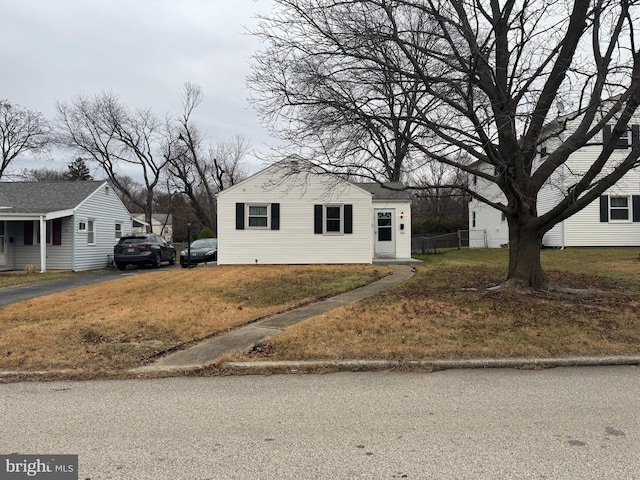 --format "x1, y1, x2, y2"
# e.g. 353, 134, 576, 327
503, 220, 549, 291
